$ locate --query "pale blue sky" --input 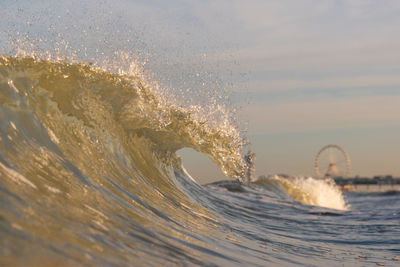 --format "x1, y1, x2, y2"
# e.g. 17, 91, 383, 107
2, 0, 400, 182
138, 0, 400, 180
